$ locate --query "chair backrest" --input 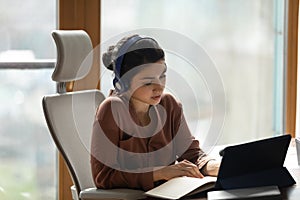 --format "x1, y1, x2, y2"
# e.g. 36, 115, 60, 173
45, 30, 146, 200
43, 90, 105, 193
46, 30, 105, 199
51, 30, 93, 82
